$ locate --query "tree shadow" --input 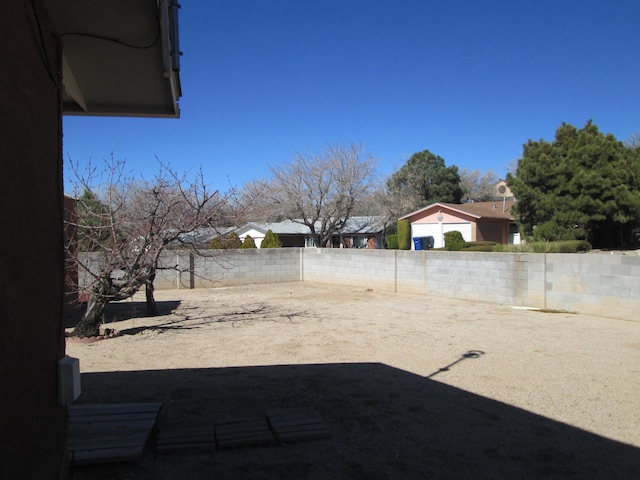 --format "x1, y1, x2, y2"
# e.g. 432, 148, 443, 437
71, 361, 640, 480
64, 300, 181, 329
64, 301, 311, 337
171, 304, 310, 328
